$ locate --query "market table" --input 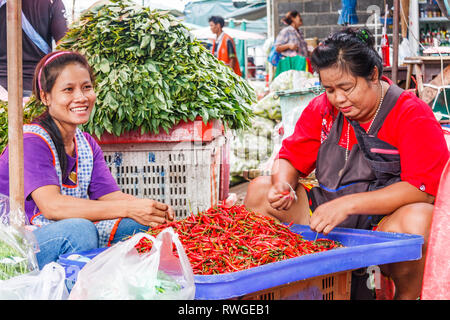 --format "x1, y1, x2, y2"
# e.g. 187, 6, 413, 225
403, 56, 450, 97
383, 66, 407, 84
